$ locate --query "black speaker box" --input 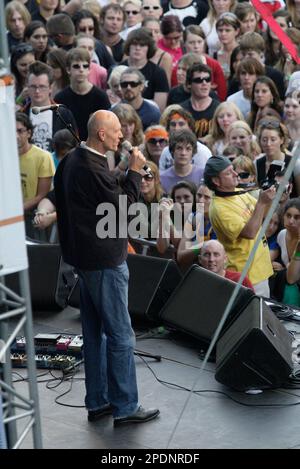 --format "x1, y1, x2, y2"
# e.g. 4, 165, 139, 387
5, 242, 62, 311
127, 254, 182, 322
159, 265, 254, 343
67, 254, 183, 322
215, 296, 293, 391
